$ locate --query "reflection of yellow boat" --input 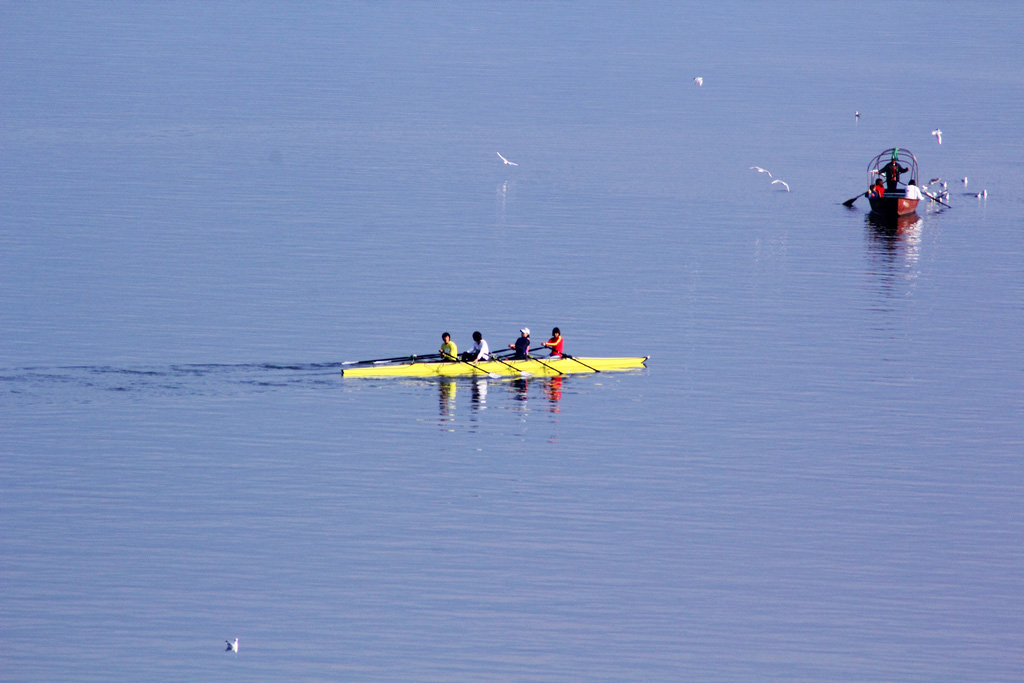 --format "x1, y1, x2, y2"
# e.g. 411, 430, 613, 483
342, 356, 649, 378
